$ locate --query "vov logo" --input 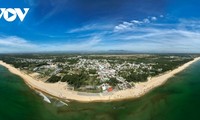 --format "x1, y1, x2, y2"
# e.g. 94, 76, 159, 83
0, 8, 29, 22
